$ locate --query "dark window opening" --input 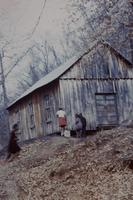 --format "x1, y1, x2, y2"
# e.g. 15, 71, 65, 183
28, 101, 35, 129
44, 95, 52, 123
95, 93, 118, 127
15, 109, 20, 130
